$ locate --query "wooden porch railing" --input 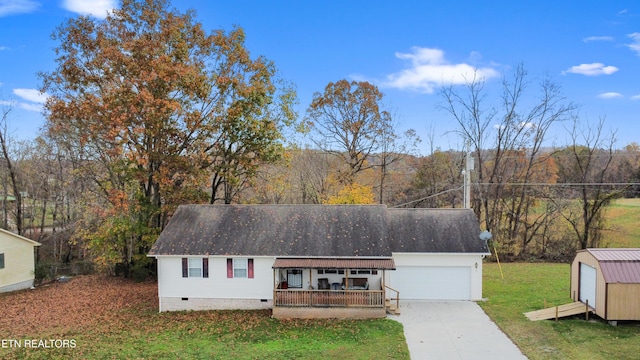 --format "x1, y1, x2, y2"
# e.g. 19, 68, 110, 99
274, 289, 384, 308
384, 285, 400, 312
